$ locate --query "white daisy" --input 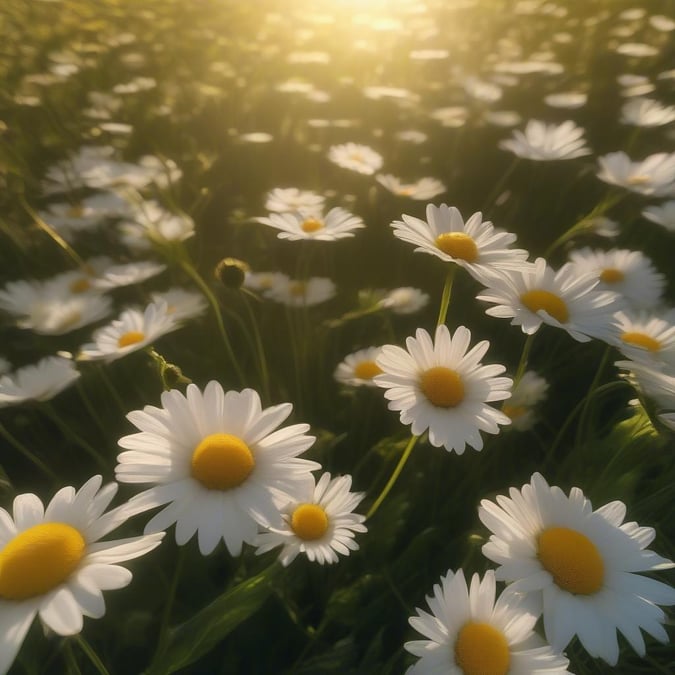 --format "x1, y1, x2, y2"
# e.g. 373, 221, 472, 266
405, 568, 571, 675
502, 370, 549, 432
78, 301, 180, 362
91, 260, 166, 290
119, 200, 195, 250
477, 257, 619, 342
150, 288, 208, 323
499, 120, 591, 161
479, 472, 675, 665
0, 356, 80, 407
609, 311, 675, 367
376, 287, 430, 315
254, 472, 366, 566
0, 476, 163, 675
116, 383, 320, 556
391, 204, 529, 286
597, 152, 675, 197
621, 98, 675, 127
264, 187, 325, 214
334, 347, 384, 387
243, 271, 291, 299
567, 247, 665, 309
255, 207, 365, 241
642, 200, 675, 232
267, 277, 336, 307
374, 325, 512, 453
376, 175, 446, 200
615, 359, 675, 412
328, 143, 383, 175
